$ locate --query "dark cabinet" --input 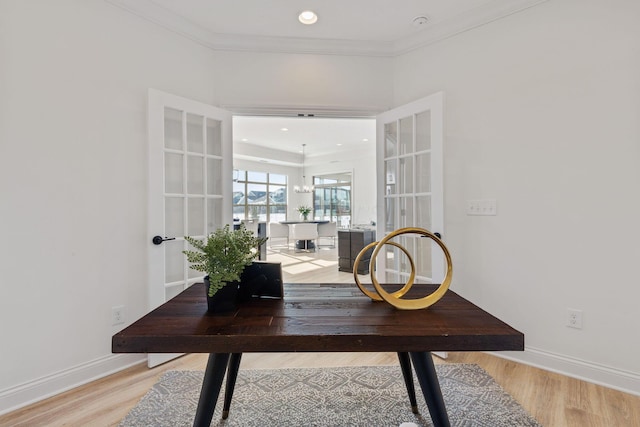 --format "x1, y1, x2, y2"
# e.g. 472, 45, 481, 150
338, 229, 376, 274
